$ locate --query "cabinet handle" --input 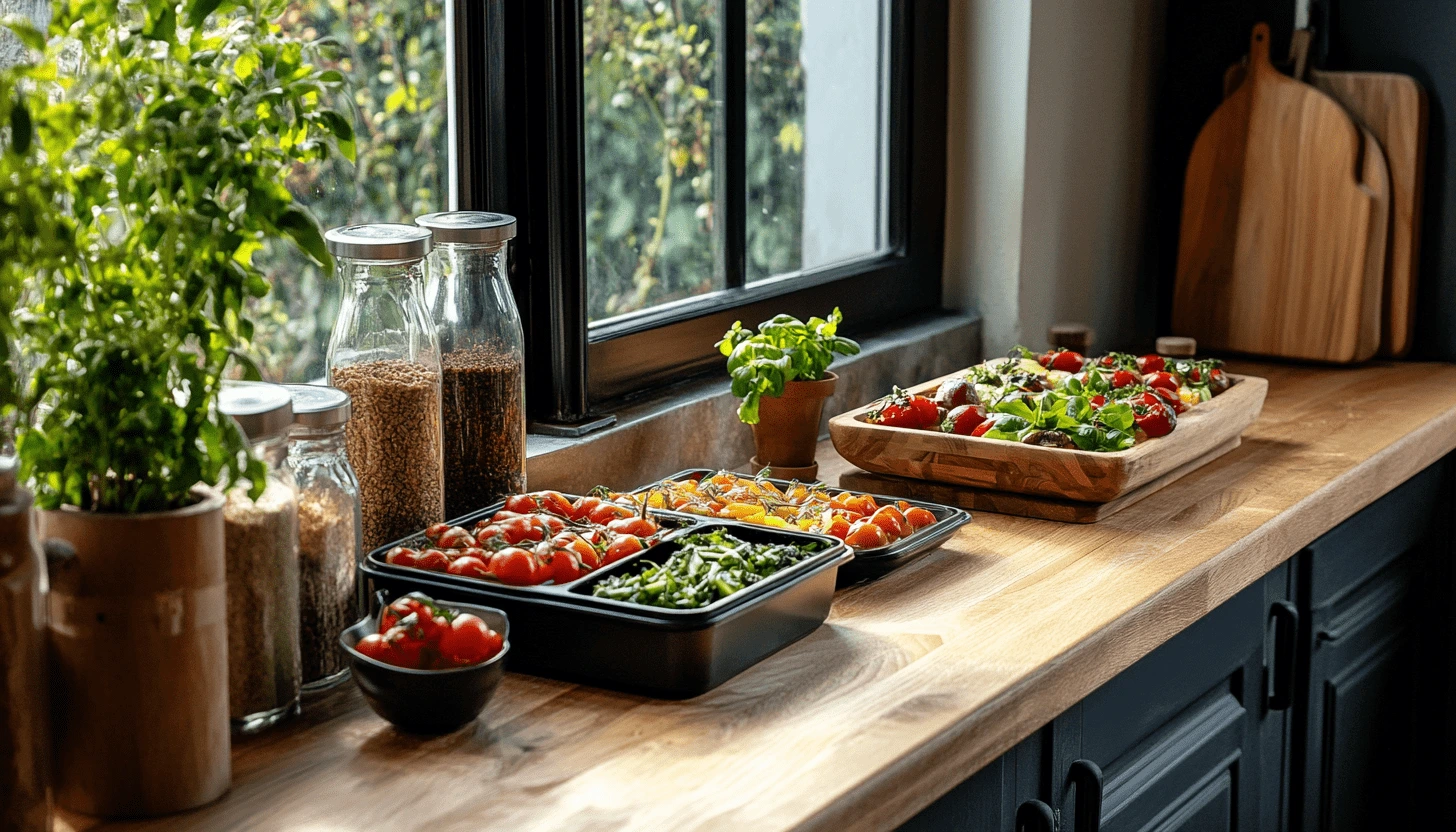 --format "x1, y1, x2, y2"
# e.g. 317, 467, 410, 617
1015, 799, 1056, 832
1269, 599, 1299, 710
1068, 758, 1104, 832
